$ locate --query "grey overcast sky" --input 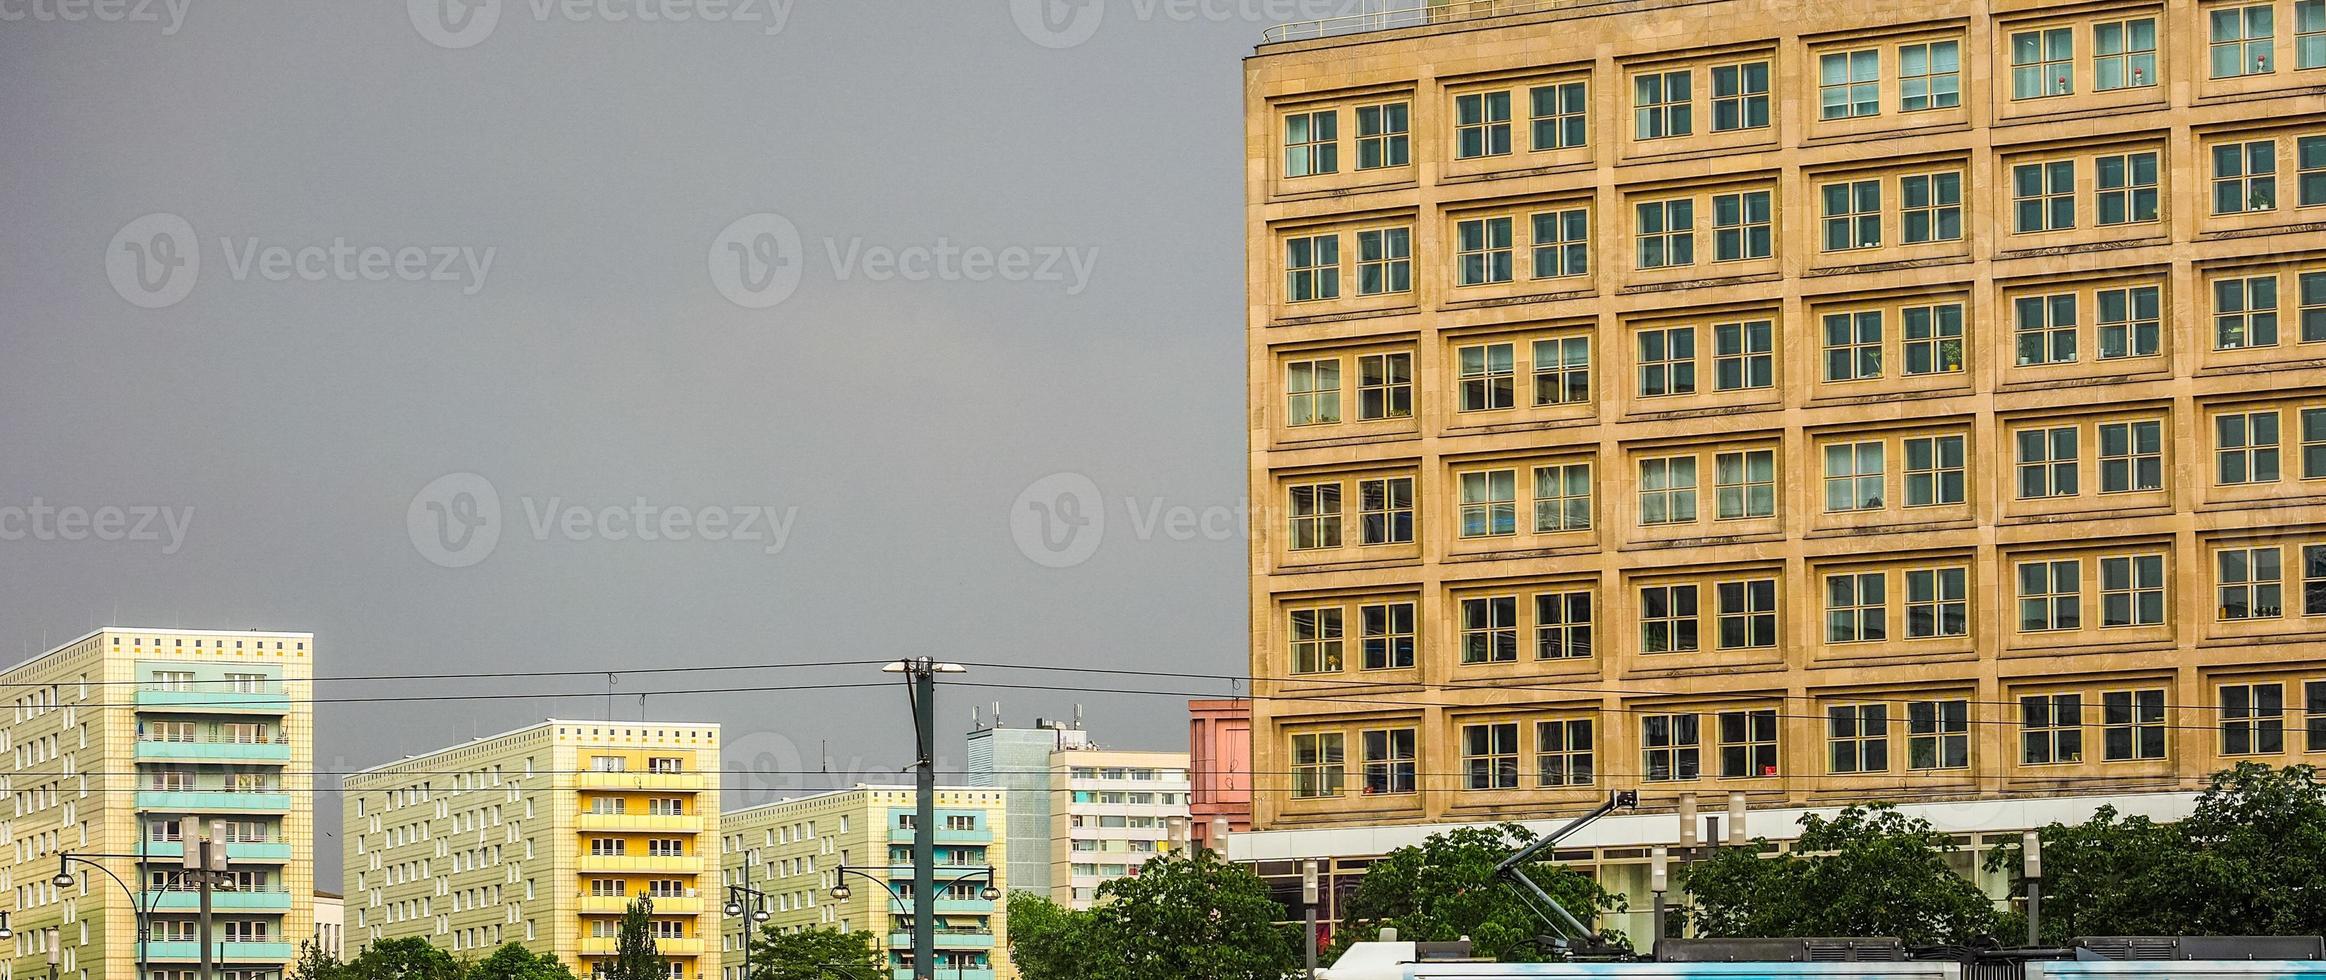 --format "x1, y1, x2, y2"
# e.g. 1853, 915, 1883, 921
0, 0, 1296, 886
